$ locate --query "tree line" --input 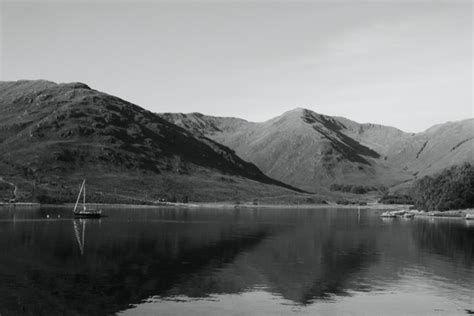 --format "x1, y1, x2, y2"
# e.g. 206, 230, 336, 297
411, 163, 474, 211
